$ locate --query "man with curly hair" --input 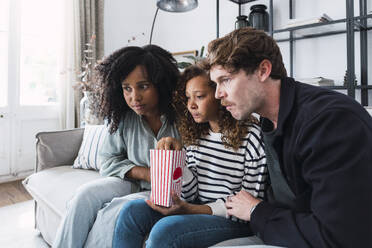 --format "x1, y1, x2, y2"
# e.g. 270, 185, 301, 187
208, 27, 372, 247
